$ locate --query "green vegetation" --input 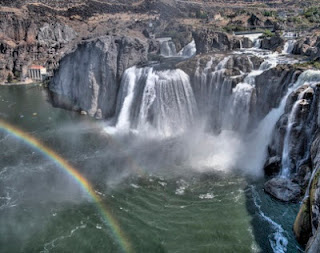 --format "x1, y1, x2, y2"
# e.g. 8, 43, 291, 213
223, 25, 246, 33
259, 29, 274, 38
294, 61, 320, 70
7, 73, 13, 83
263, 11, 275, 17
304, 7, 320, 23
196, 9, 208, 19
